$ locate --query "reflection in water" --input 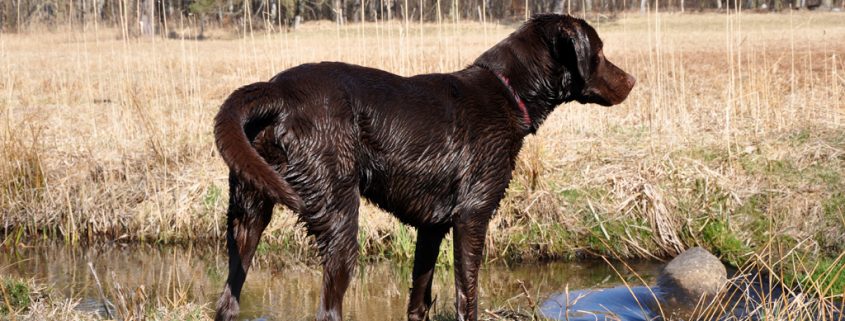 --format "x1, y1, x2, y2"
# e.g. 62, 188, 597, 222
0, 245, 661, 320
541, 286, 660, 321
541, 268, 845, 321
